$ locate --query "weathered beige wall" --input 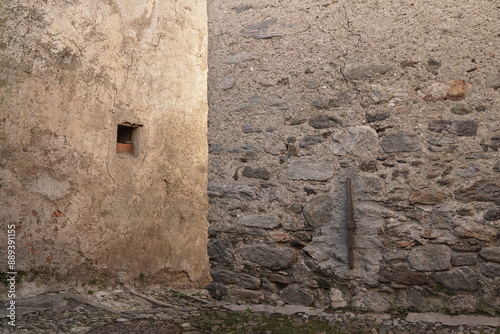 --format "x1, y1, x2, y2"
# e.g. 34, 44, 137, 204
0, 0, 210, 291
